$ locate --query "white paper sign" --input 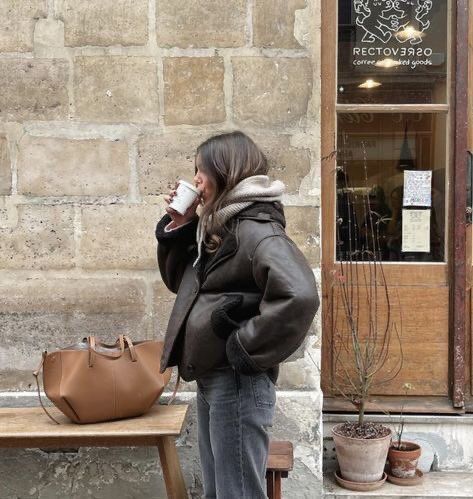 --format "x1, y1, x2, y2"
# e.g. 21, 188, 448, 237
403, 170, 432, 207
402, 209, 431, 253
